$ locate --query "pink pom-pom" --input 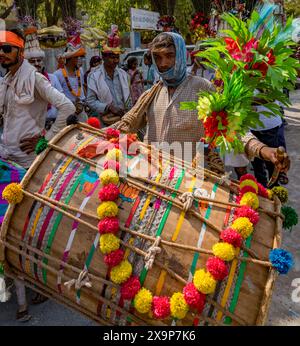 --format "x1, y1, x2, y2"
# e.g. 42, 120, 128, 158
234, 205, 260, 225
104, 249, 124, 267
220, 228, 243, 248
103, 160, 120, 173
257, 182, 269, 198
152, 296, 171, 319
87, 117, 101, 129
240, 185, 257, 196
239, 174, 257, 183
120, 276, 141, 300
106, 128, 120, 140
183, 282, 206, 313
98, 217, 119, 234
206, 256, 229, 281
98, 183, 120, 201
